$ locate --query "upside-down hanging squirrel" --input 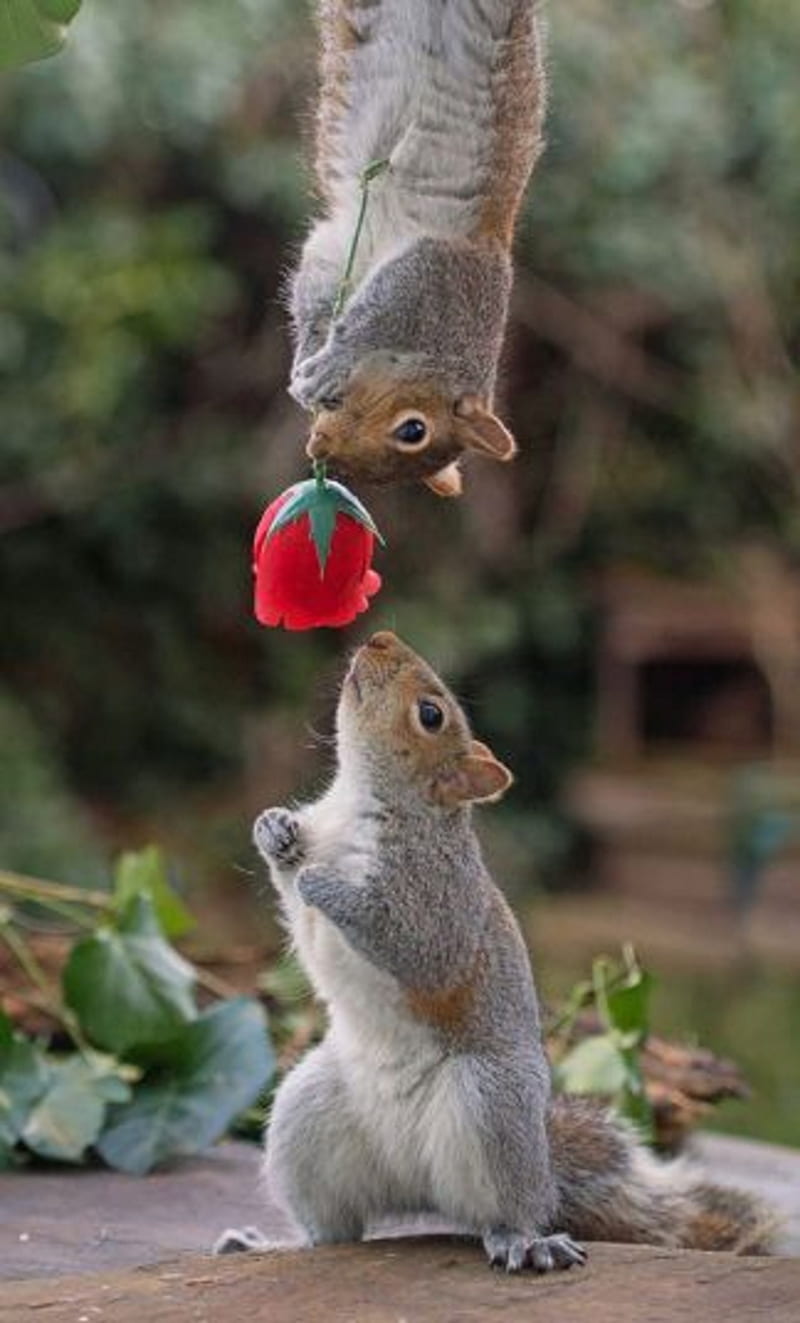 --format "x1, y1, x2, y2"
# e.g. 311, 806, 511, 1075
288, 0, 546, 494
